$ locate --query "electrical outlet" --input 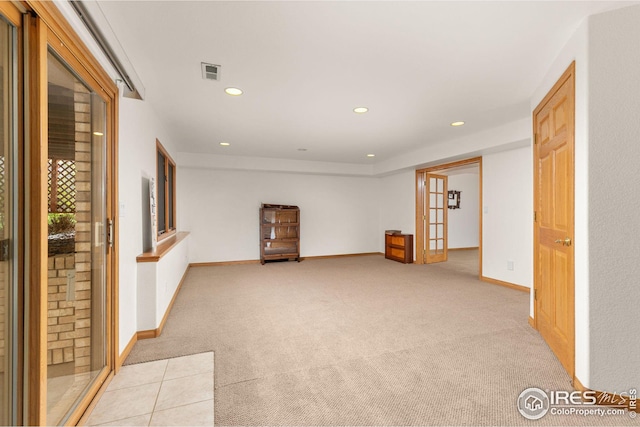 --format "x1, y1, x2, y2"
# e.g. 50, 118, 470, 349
507, 260, 514, 271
